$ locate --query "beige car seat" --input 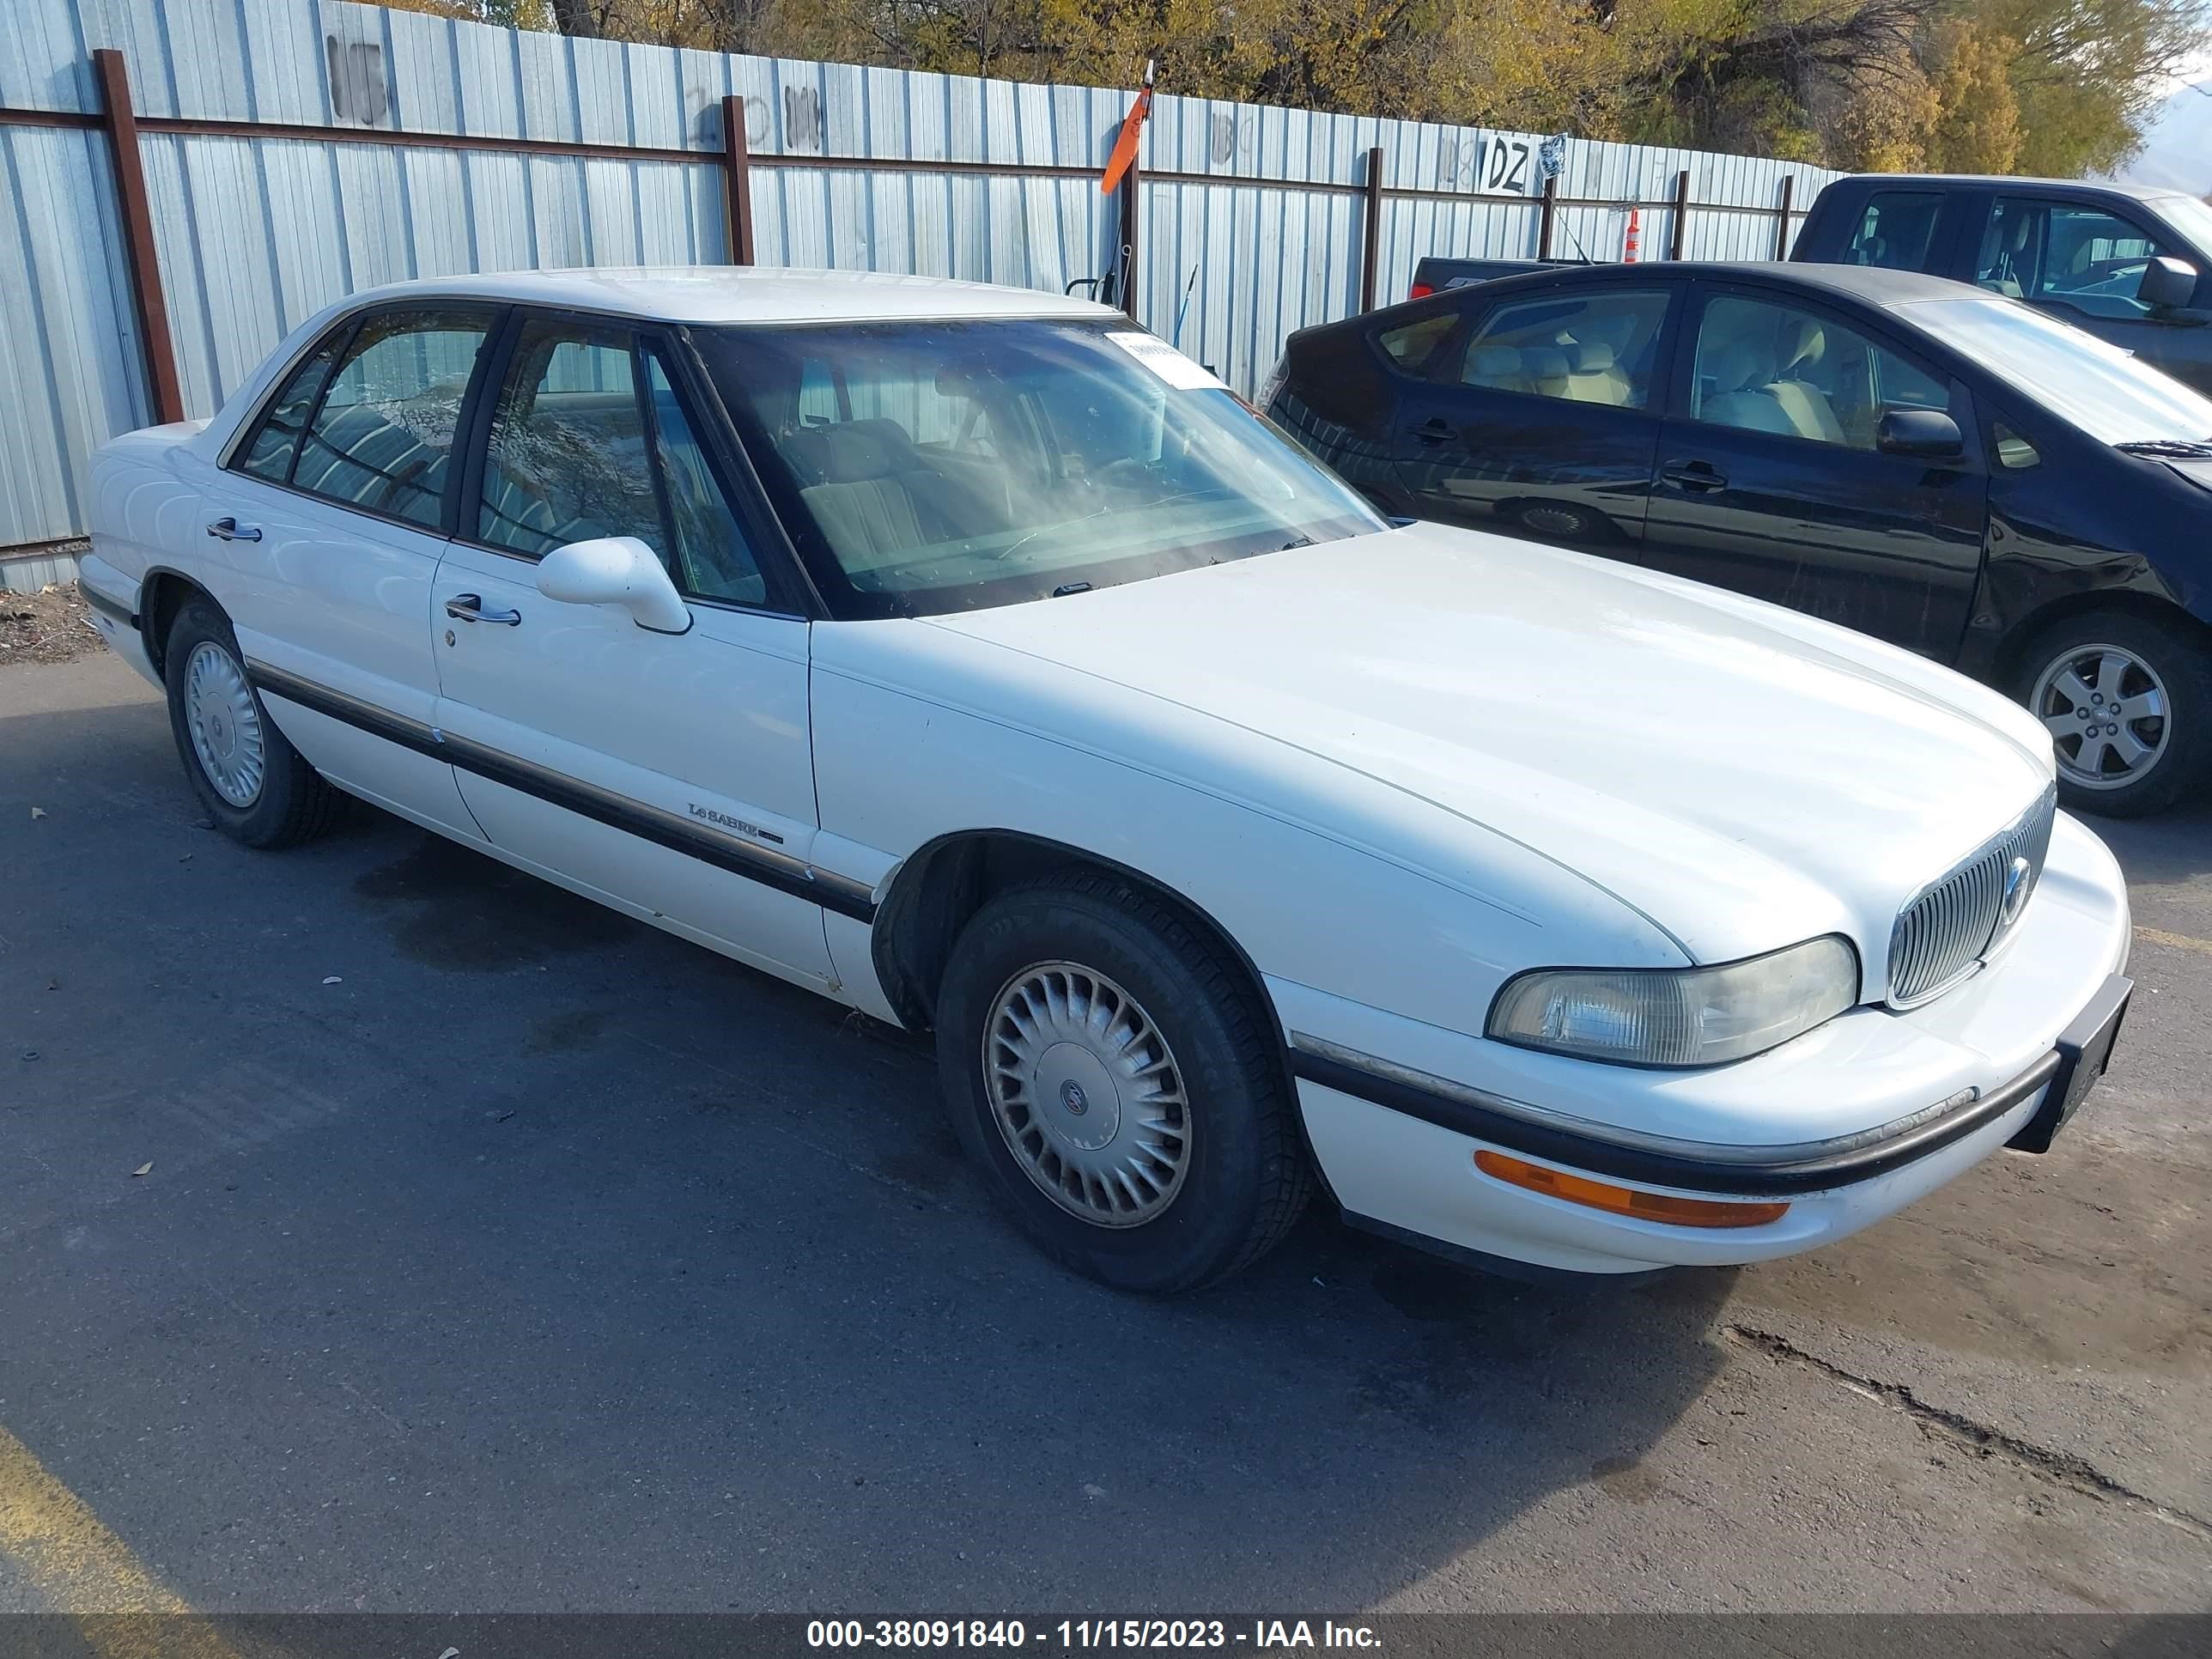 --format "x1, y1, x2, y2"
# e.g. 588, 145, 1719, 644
1765, 318, 1848, 444
1562, 340, 1632, 405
